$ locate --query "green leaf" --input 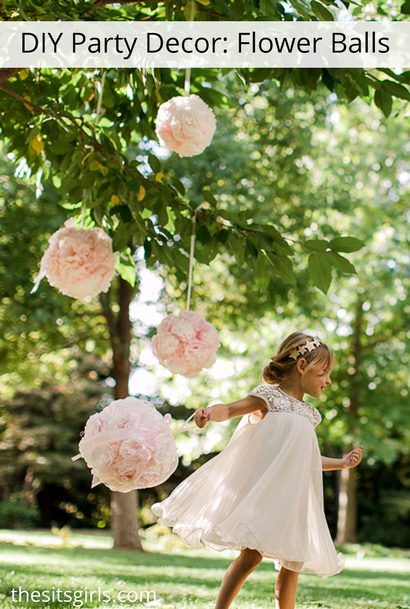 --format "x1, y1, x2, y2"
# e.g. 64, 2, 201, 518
148, 154, 161, 174
347, 69, 369, 97
329, 236, 365, 253
311, 0, 334, 20
171, 248, 190, 273
401, 0, 410, 14
203, 189, 218, 207
172, 177, 186, 196
80, 172, 96, 189
165, 208, 176, 232
289, 0, 312, 18
255, 253, 271, 291
110, 205, 133, 224
49, 142, 75, 155
262, 224, 283, 241
326, 251, 356, 274
115, 256, 136, 287
25, 126, 40, 144
154, 200, 168, 227
229, 233, 245, 267
260, 0, 280, 17
374, 85, 393, 118
194, 236, 219, 265
245, 237, 258, 259
308, 253, 332, 294
217, 229, 230, 244
89, 160, 102, 172
196, 225, 212, 245
381, 80, 410, 102
112, 224, 130, 252
240, 207, 262, 221
321, 68, 340, 93
253, 225, 293, 256
248, 68, 273, 84
266, 252, 296, 286
99, 133, 116, 154
303, 239, 329, 253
